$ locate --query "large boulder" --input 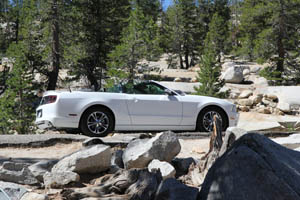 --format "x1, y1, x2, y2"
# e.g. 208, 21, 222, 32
148, 159, 176, 180
0, 162, 39, 185
222, 66, 244, 84
28, 160, 58, 182
123, 131, 181, 169
154, 178, 198, 200
52, 144, 111, 174
0, 181, 27, 200
219, 127, 247, 157
199, 133, 300, 200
